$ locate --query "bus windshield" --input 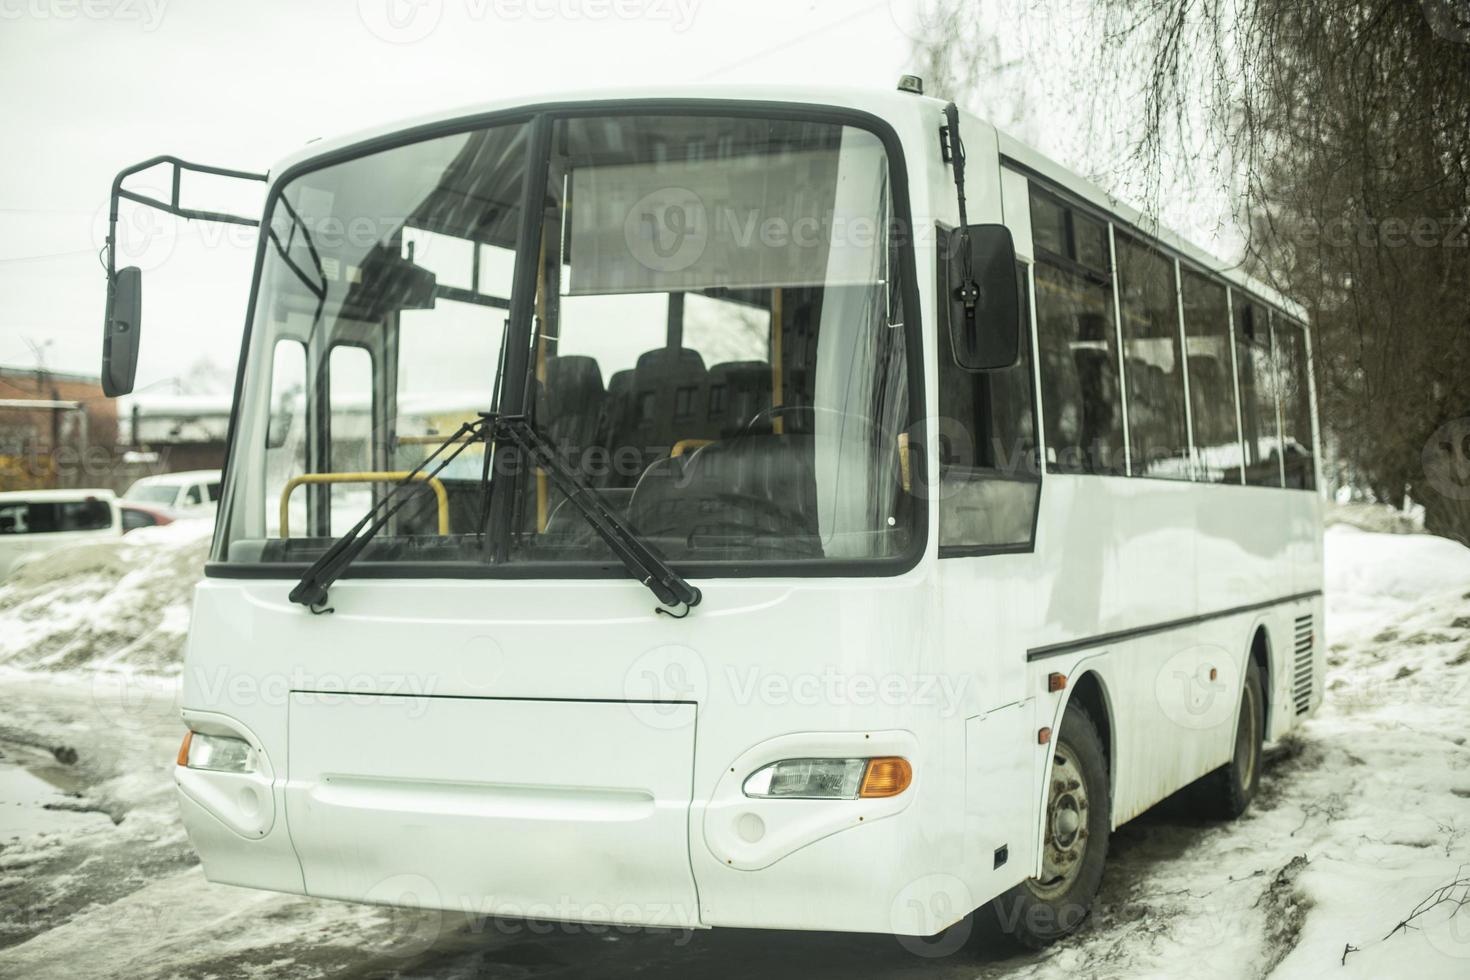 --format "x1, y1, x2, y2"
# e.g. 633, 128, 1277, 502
216, 109, 919, 572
